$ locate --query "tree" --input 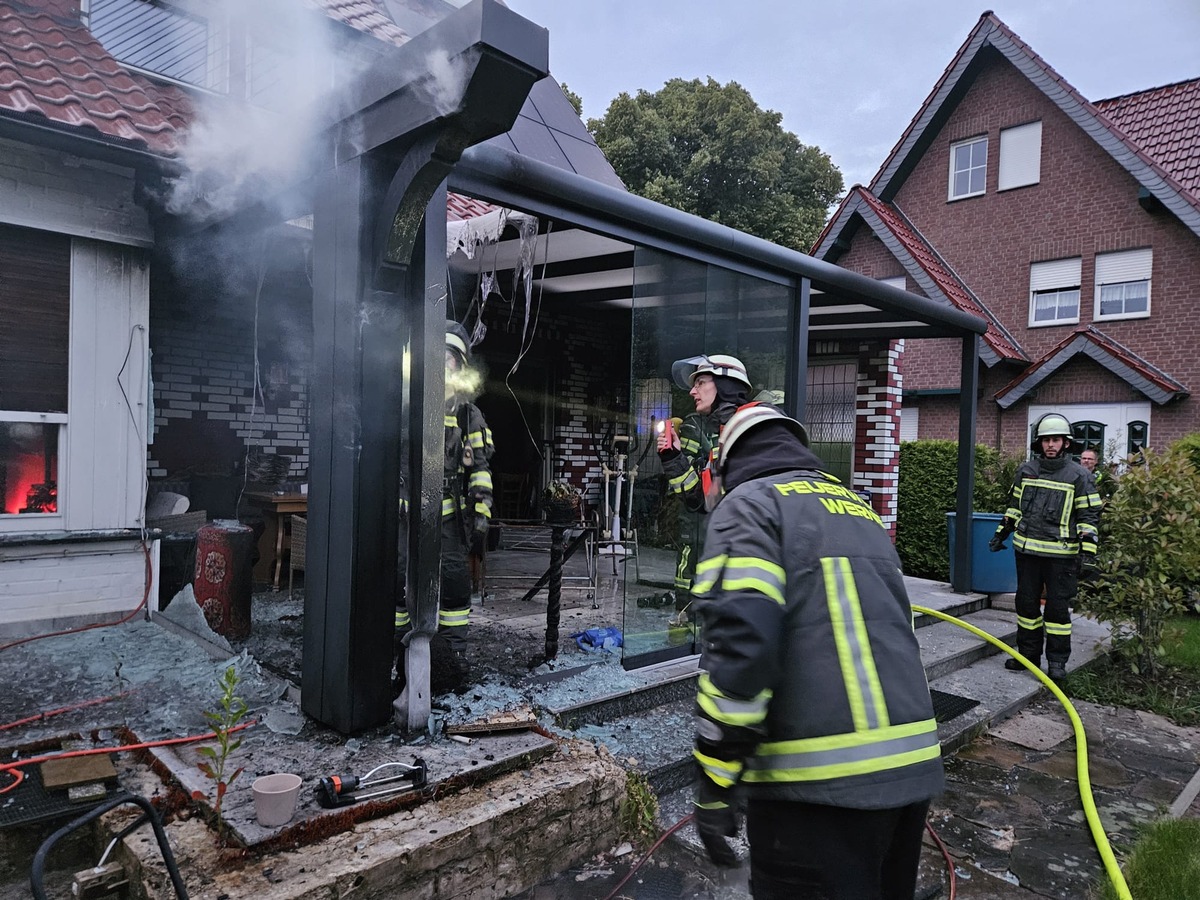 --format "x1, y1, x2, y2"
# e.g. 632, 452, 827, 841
559, 82, 583, 117
588, 77, 843, 253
